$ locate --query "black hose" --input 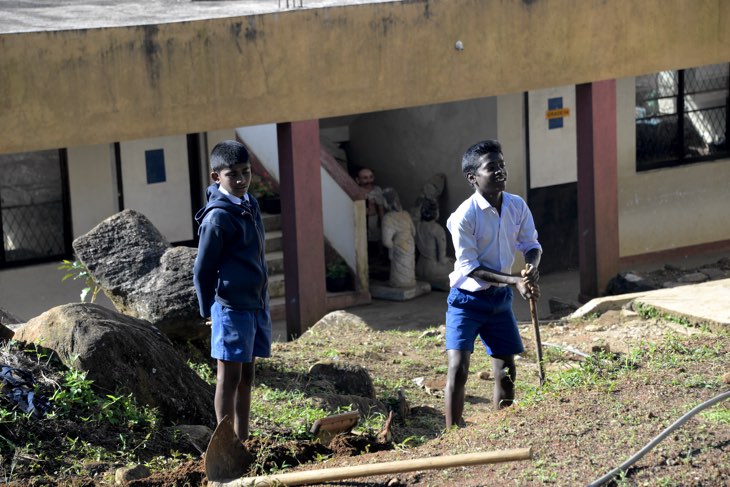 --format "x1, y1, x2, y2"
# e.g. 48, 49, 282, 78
587, 389, 730, 486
